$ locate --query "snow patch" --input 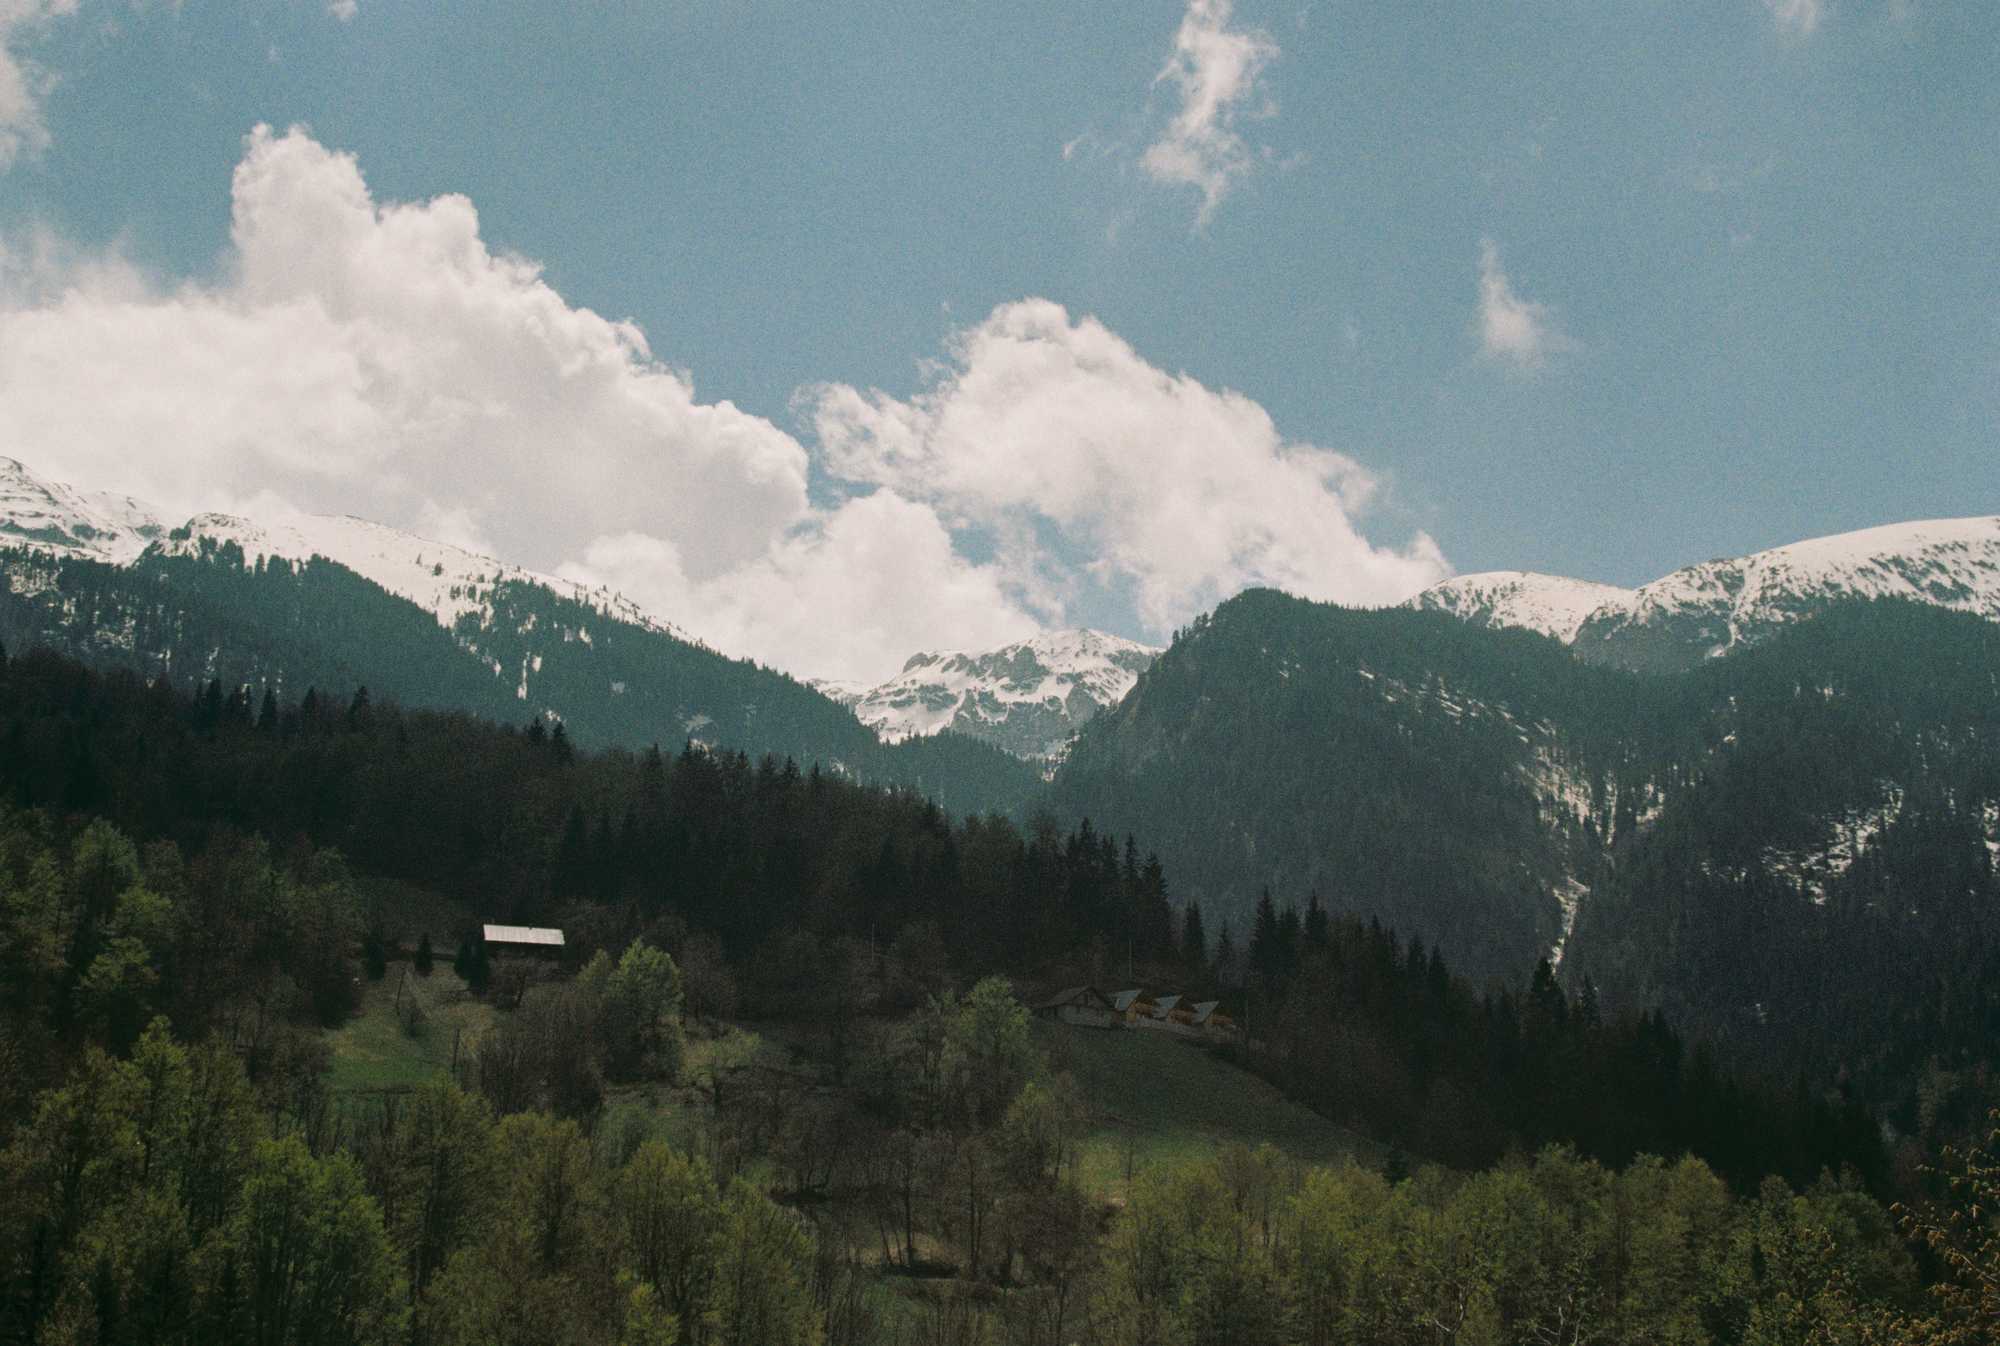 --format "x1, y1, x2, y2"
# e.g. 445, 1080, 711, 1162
1550, 876, 1588, 970
1759, 785, 1906, 903
1406, 571, 1635, 642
